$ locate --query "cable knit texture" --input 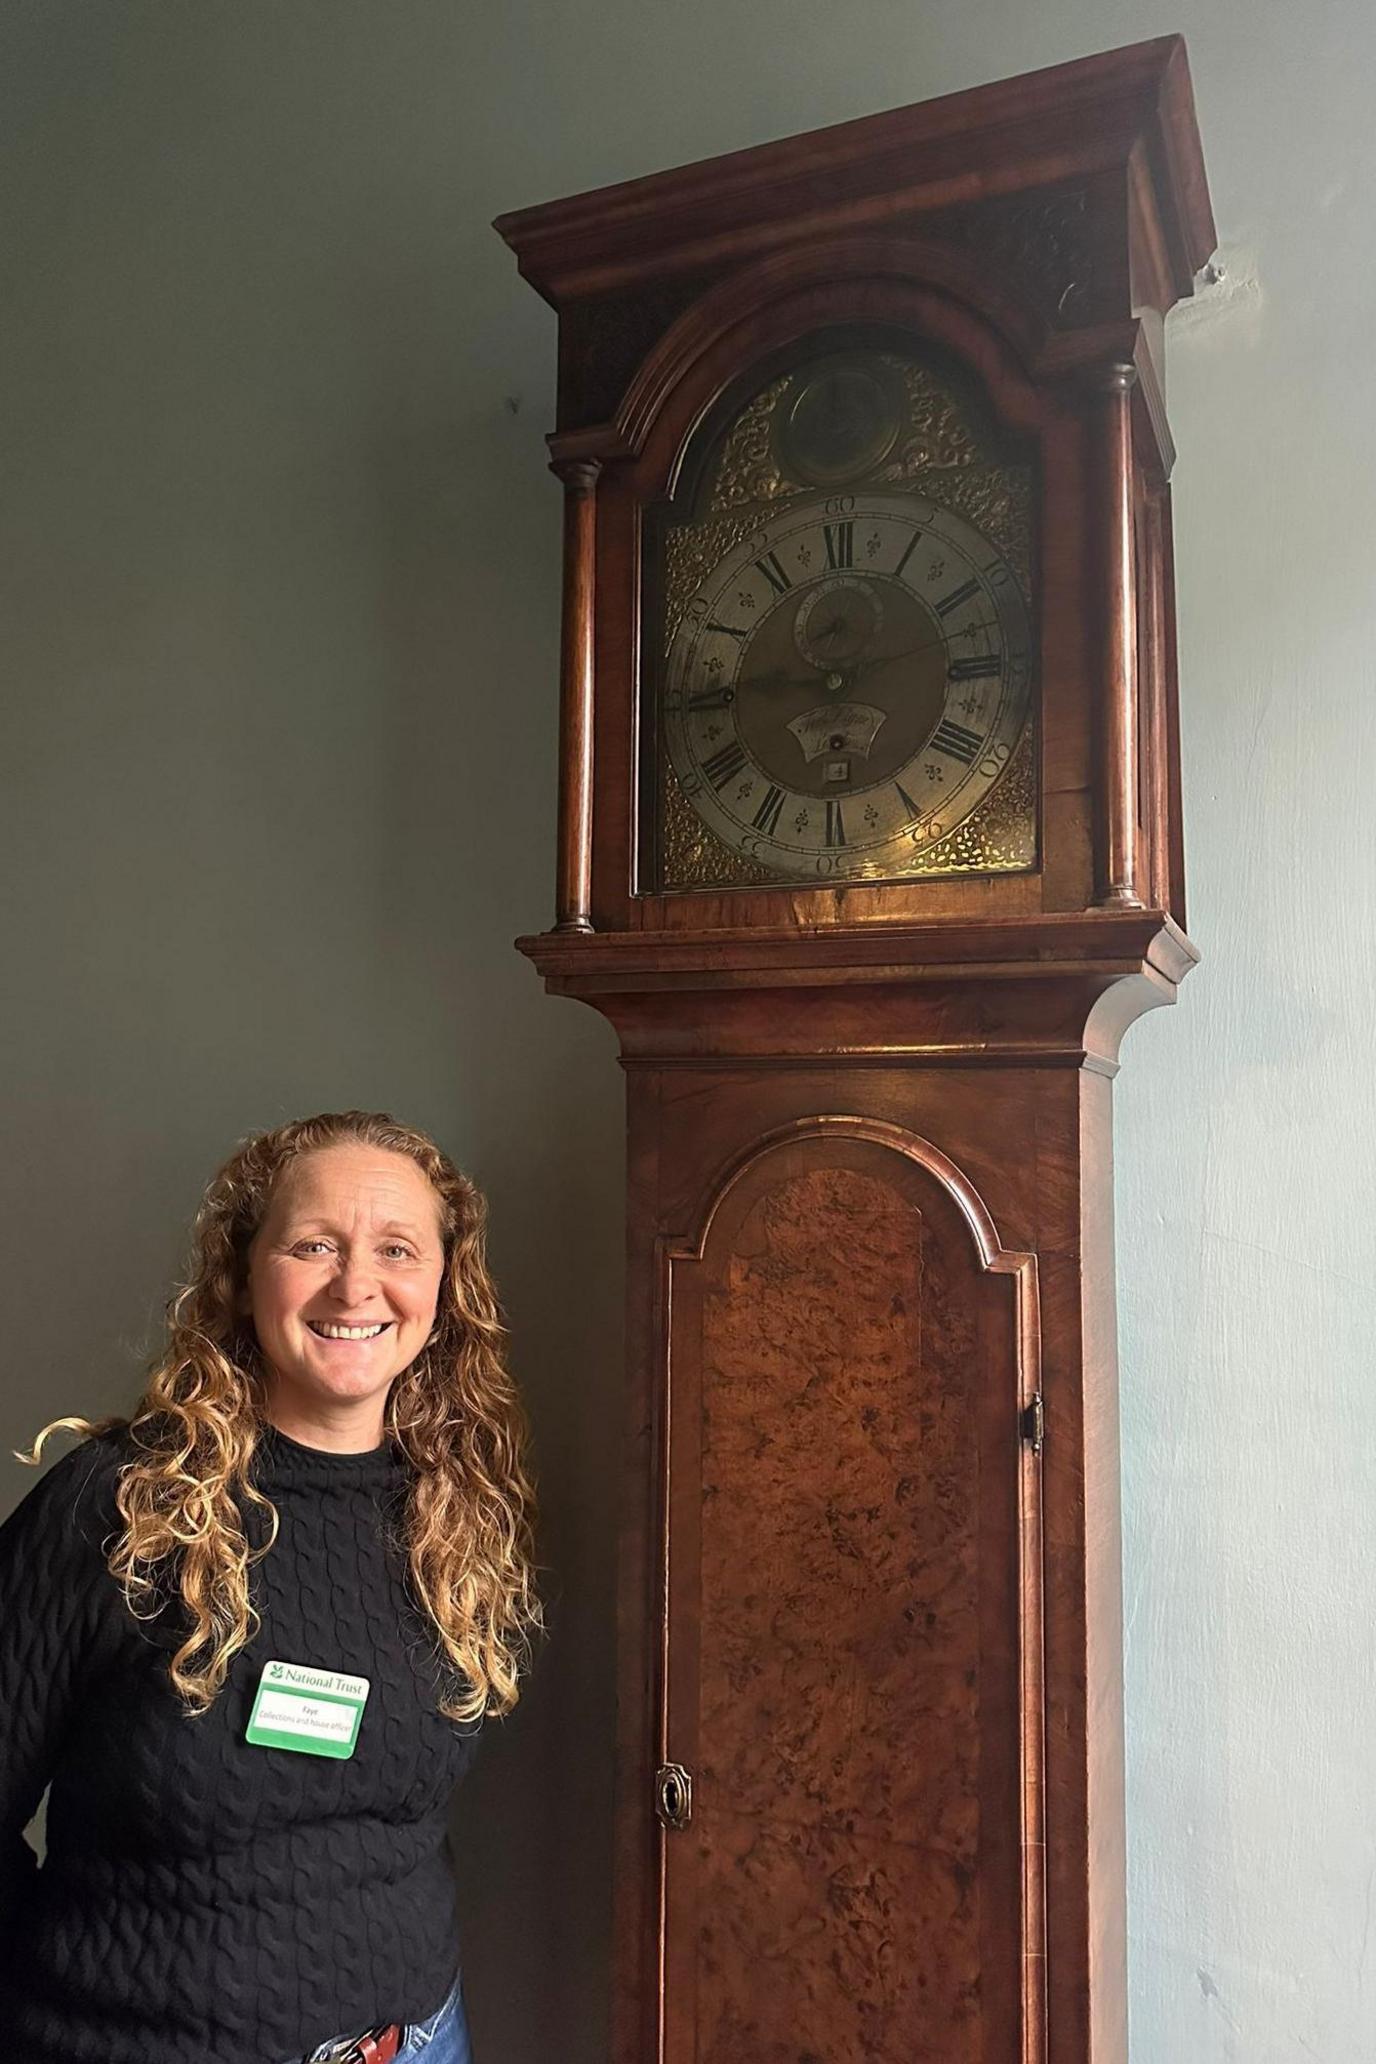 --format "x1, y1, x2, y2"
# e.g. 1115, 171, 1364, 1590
0, 1423, 485, 2063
